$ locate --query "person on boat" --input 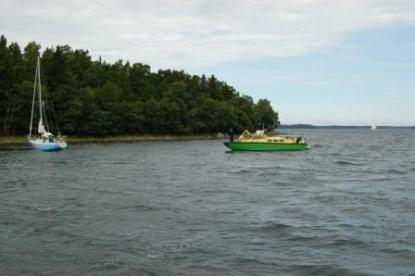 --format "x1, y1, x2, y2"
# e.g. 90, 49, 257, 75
229, 128, 234, 142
